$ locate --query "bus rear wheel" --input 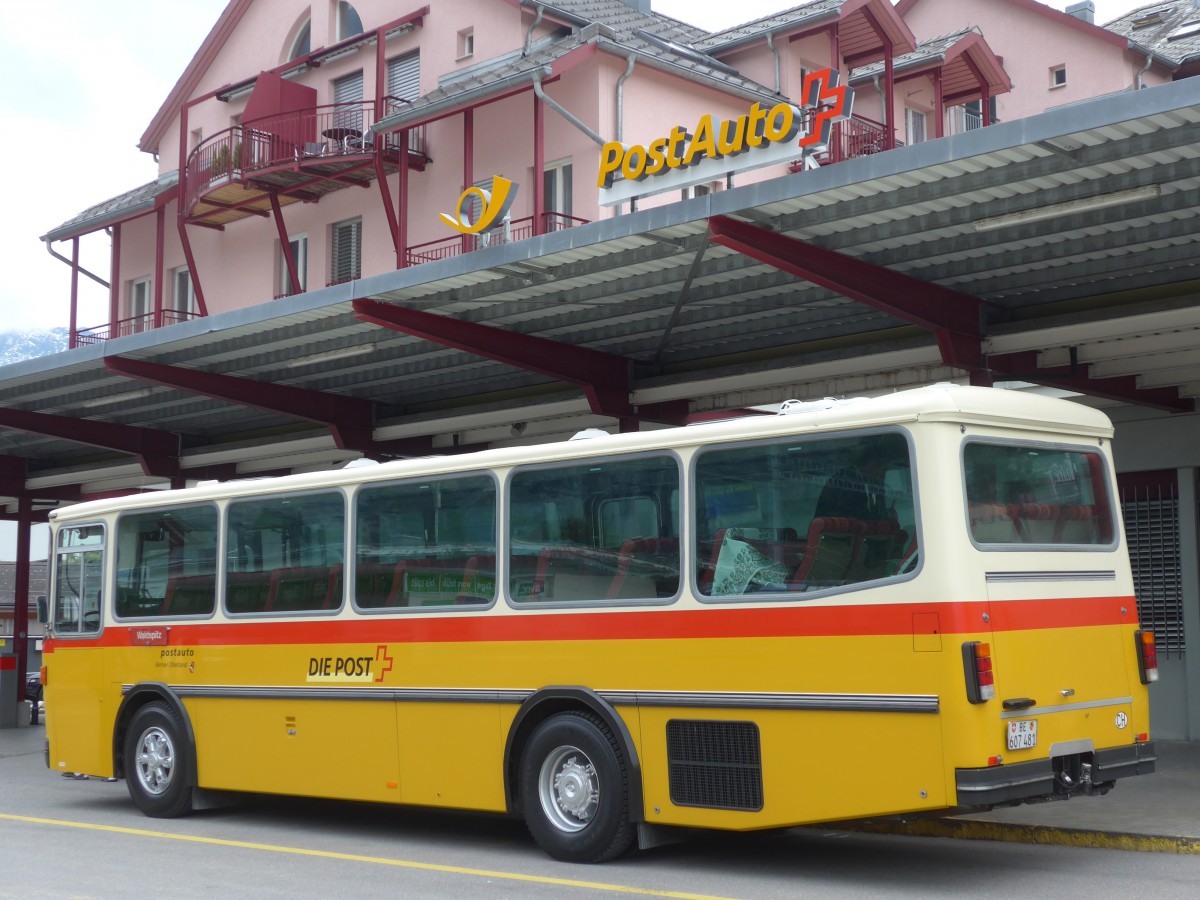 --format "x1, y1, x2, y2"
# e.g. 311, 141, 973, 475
519, 711, 636, 863
124, 703, 193, 818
